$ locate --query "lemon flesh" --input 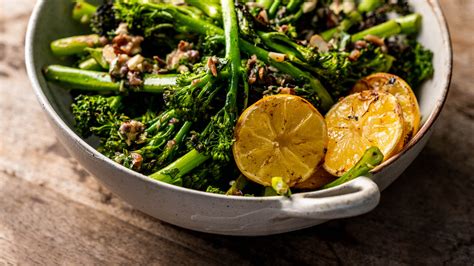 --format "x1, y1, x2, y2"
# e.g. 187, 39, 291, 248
352, 73, 421, 148
324, 91, 404, 177
233, 95, 328, 187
